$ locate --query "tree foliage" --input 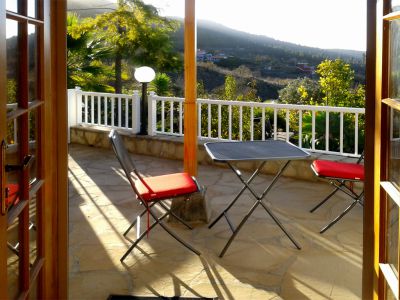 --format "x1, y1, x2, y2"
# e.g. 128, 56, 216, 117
150, 73, 172, 96
277, 59, 365, 153
224, 75, 237, 100
67, 13, 114, 91
316, 59, 364, 107
73, 0, 181, 93
279, 77, 323, 105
